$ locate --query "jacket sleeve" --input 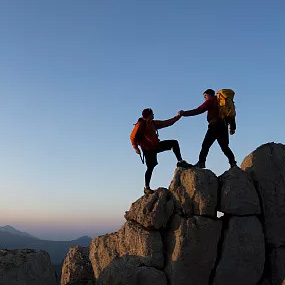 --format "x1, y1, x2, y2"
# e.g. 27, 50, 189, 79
130, 121, 143, 149
154, 115, 180, 130
229, 116, 236, 131
183, 101, 209, 116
